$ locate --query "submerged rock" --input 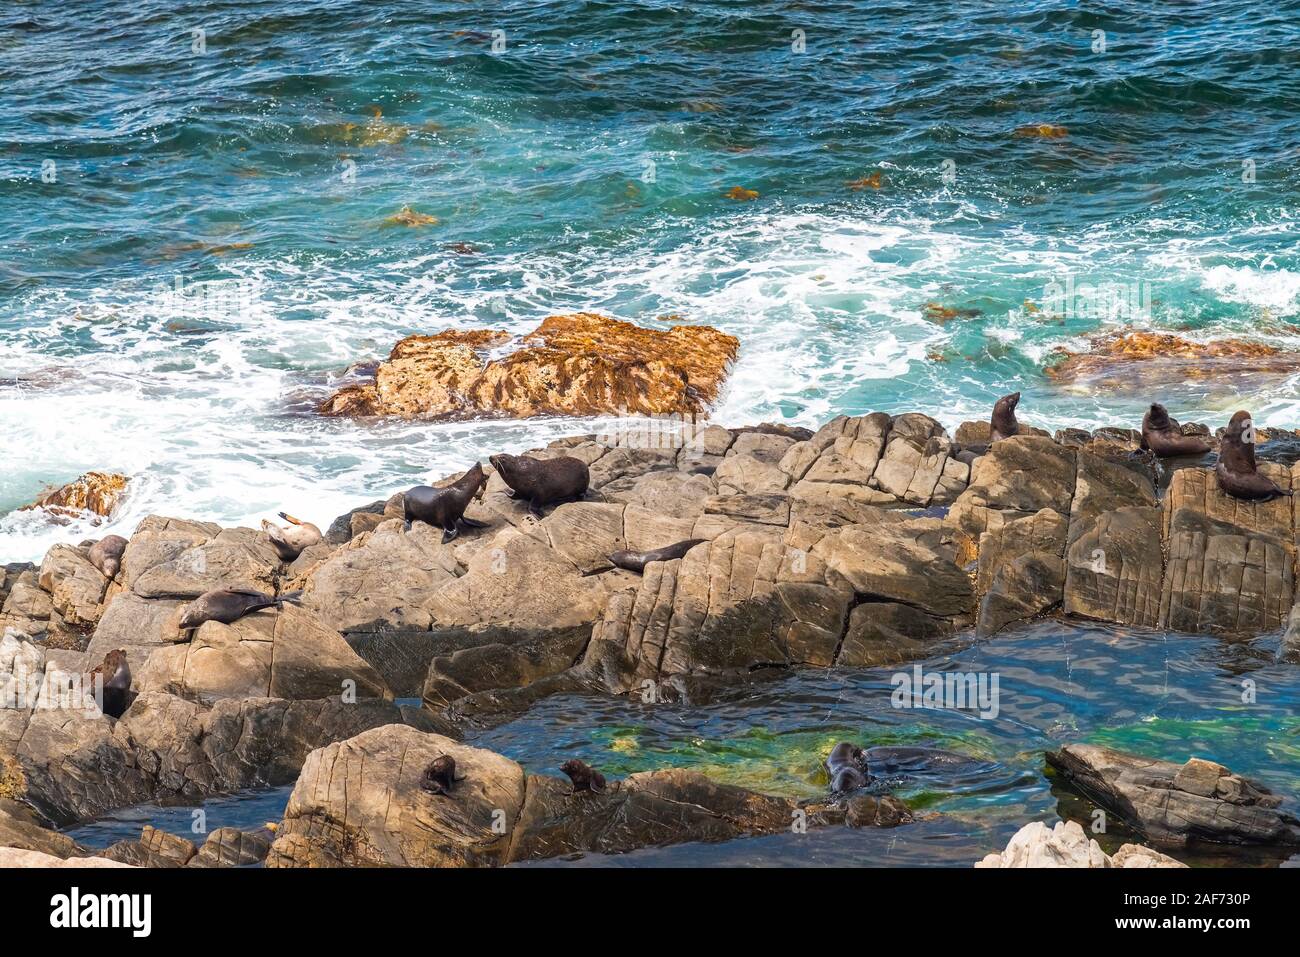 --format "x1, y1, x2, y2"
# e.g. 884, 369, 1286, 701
975, 820, 1185, 868
1046, 745, 1300, 847
318, 313, 739, 420
1045, 332, 1300, 395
